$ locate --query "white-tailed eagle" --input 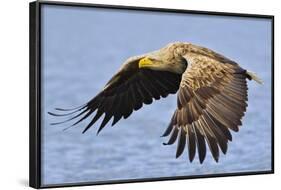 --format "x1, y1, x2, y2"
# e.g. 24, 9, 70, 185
49, 42, 262, 163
